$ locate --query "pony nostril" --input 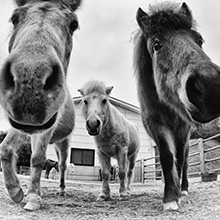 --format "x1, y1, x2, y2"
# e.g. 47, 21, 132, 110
1, 61, 15, 91
43, 63, 62, 91
96, 120, 100, 127
186, 74, 205, 109
86, 120, 91, 129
